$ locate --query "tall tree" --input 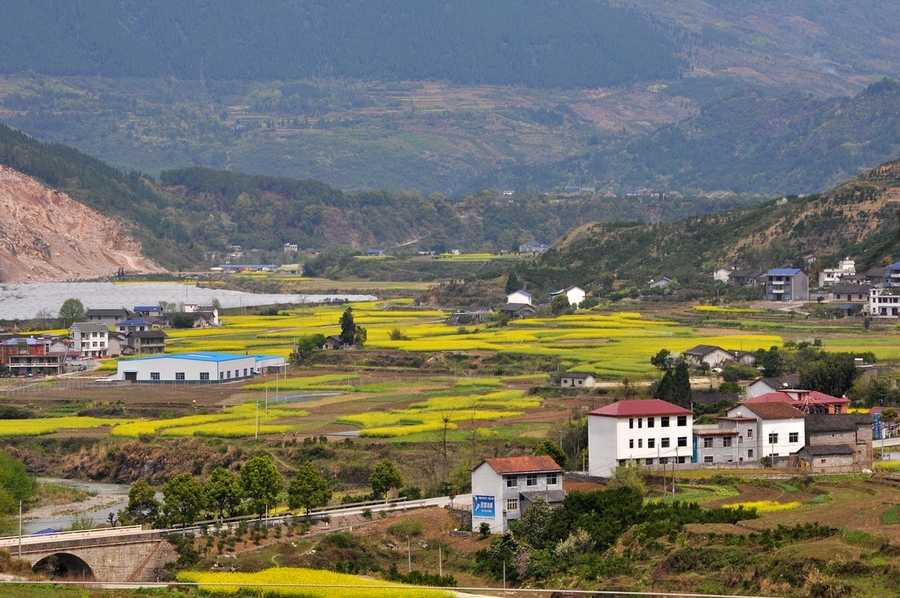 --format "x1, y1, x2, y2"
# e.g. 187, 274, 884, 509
288, 462, 332, 520
162, 473, 205, 528
370, 459, 404, 499
204, 467, 243, 519
119, 478, 160, 526
505, 272, 520, 294
799, 352, 860, 398
339, 306, 366, 347
534, 439, 567, 470
58, 298, 86, 328
240, 455, 283, 517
